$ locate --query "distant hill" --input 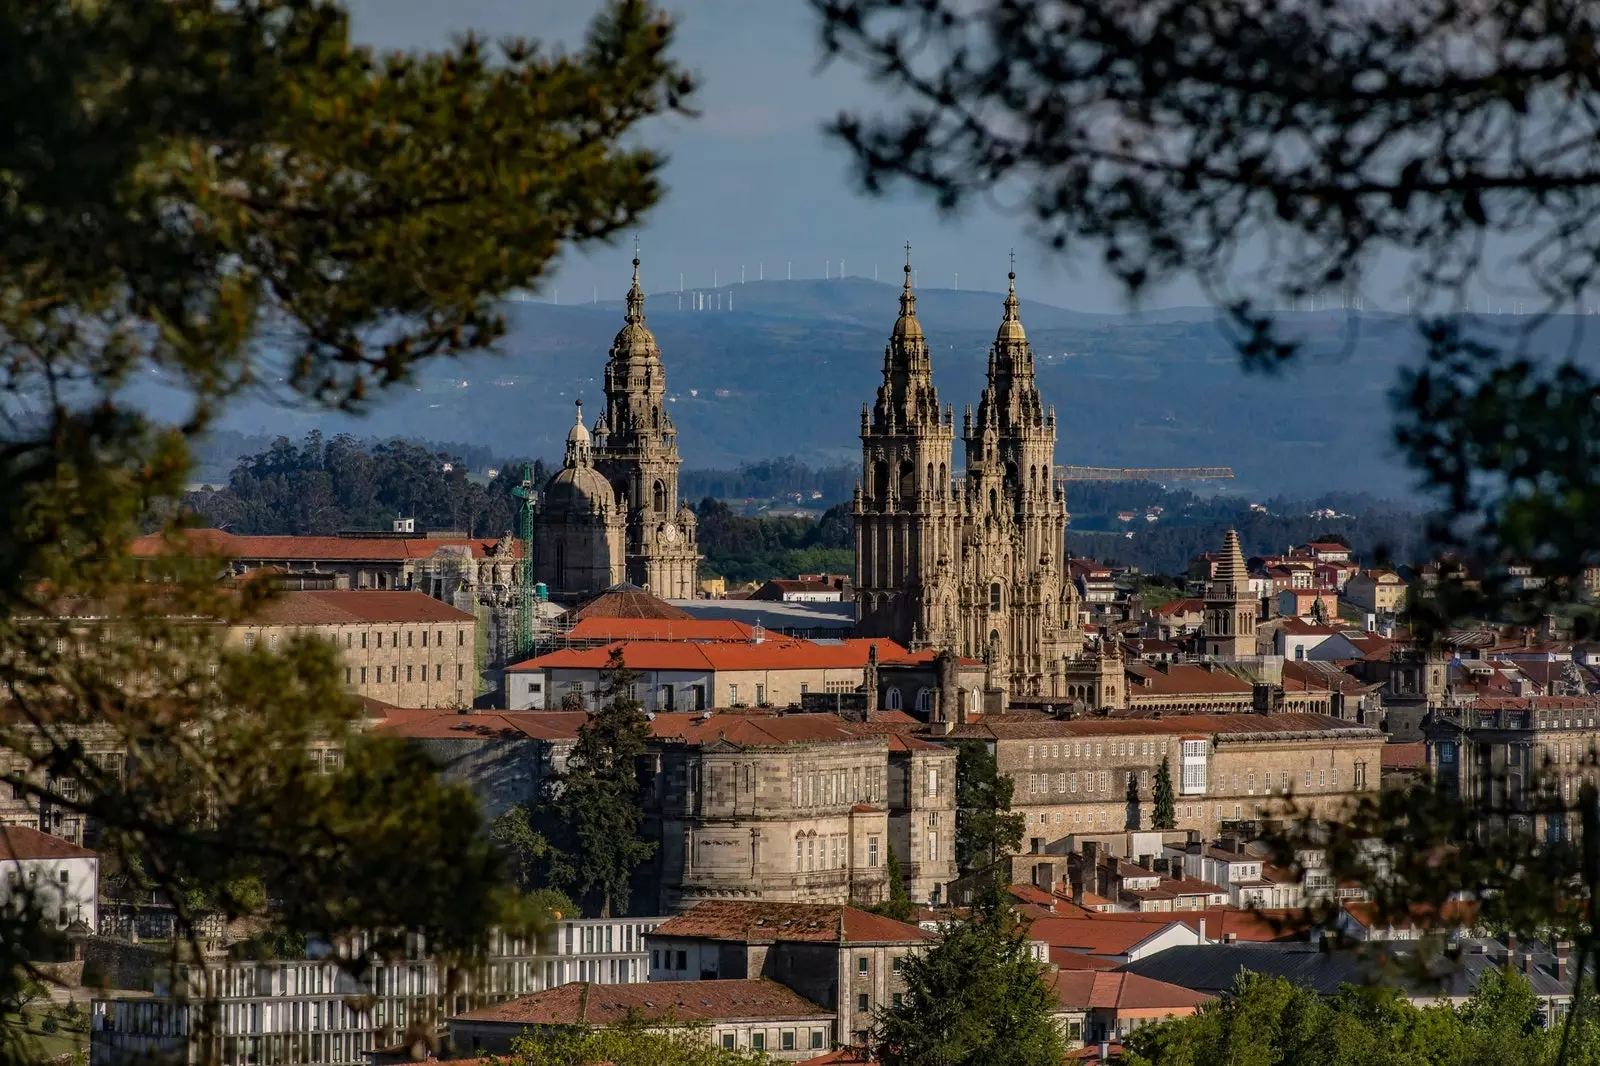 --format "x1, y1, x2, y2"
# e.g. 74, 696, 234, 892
138, 277, 1600, 499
